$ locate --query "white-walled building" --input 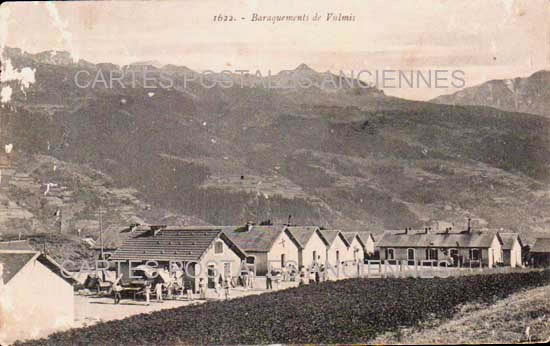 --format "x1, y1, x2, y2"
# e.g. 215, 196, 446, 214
319, 230, 350, 267
224, 224, 301, 275
357, 232, 376, 257
342, 232, 365, 263
378, 228, 503, 268
111, 226, 247, 291
499, 233, 523, 268
0, 250, 74, 344
287, 226, 329, 269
